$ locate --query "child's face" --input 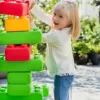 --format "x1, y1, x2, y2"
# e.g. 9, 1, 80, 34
52, 9, 71, 30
